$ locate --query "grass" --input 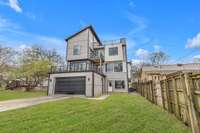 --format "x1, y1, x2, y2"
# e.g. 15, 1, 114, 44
0, 93, 189, 133
0, 89, 46, 101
